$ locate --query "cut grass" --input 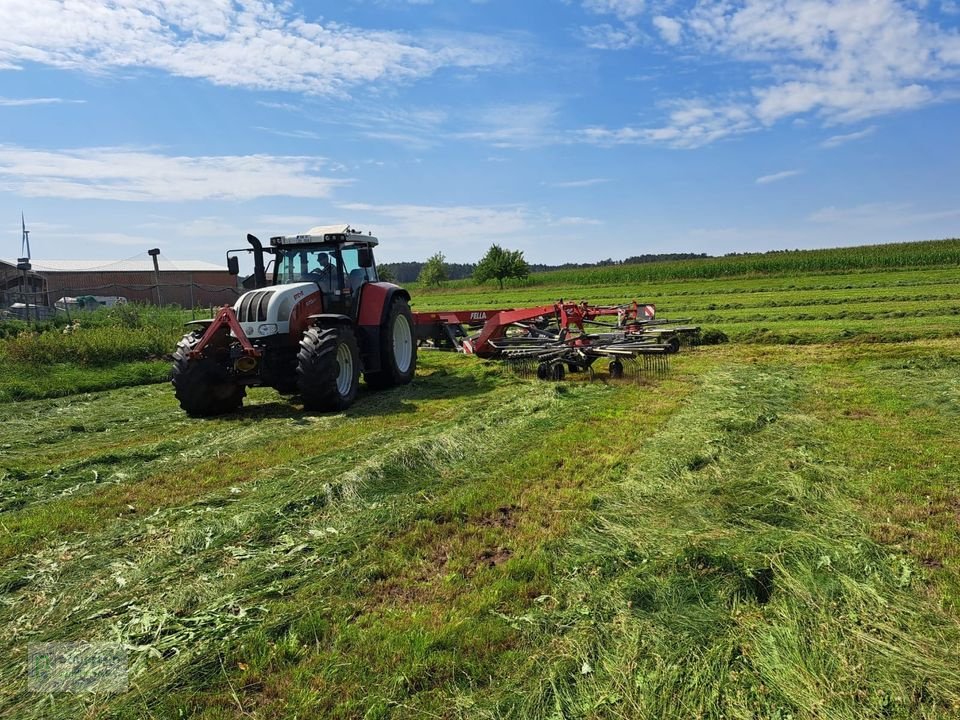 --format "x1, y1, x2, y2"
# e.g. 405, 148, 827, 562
510, 363, 960, 718
3, 346, 960, 718
5, 259, 960, 717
